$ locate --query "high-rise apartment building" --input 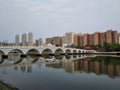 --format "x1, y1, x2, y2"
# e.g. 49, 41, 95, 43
105, 30, 112, 44
78, 33, 83, 47
46, 38, 53, 44
100, 33, 105, 45
52, 36, 62, 46
119, 33, 120, 44
62, 36, 66, 47
15, 34, 20, 46
112, 31, 119, 43
38, 38, 43, 46
83, 34, 91, 46
74, 34, 79, 46
22, 34, 27, 46
105, 30, 119, 44
89, 34, 94, 46
94, 32, 100, 45
28, 32, 33, 46
65, 32, 75, 46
